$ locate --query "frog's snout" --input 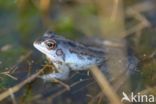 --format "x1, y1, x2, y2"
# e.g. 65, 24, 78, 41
34, 37, 44, 45
33, 39, 42, 49
33, 40, 40, 45
33, 41, 38, 48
